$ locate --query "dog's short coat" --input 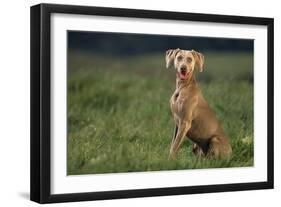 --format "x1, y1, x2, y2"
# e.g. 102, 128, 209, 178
166, 48, 232, 159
